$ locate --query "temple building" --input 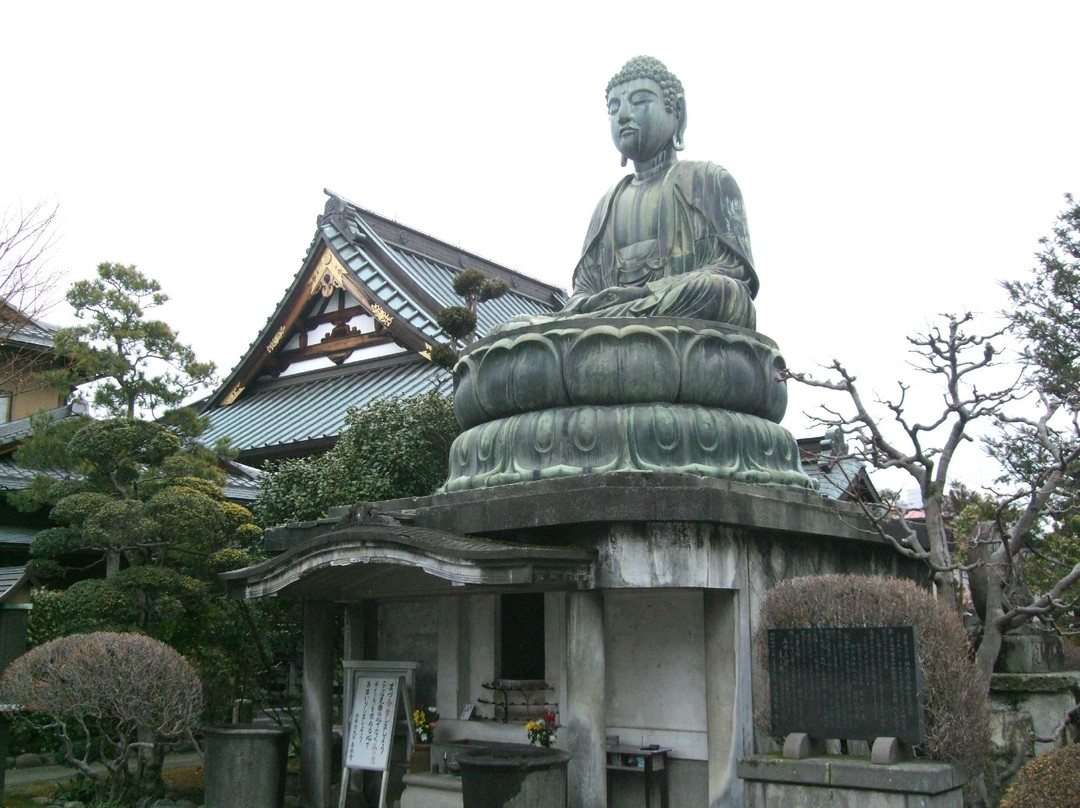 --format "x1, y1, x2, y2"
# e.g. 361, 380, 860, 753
199, 190, 564, 466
